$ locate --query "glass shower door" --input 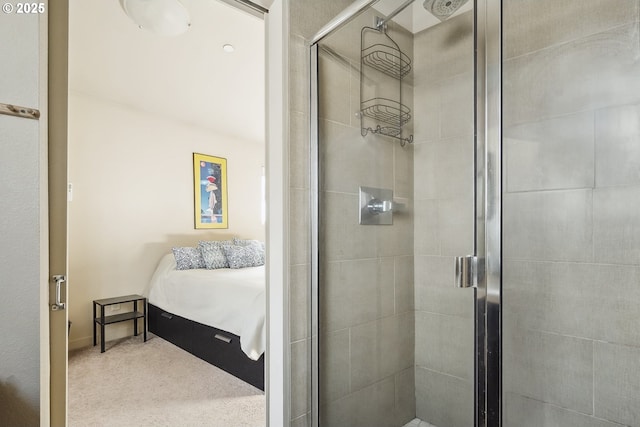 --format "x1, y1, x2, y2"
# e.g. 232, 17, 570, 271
311, 1, 477, 426
502, 0, 640, 425
411, 5, 477, 427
